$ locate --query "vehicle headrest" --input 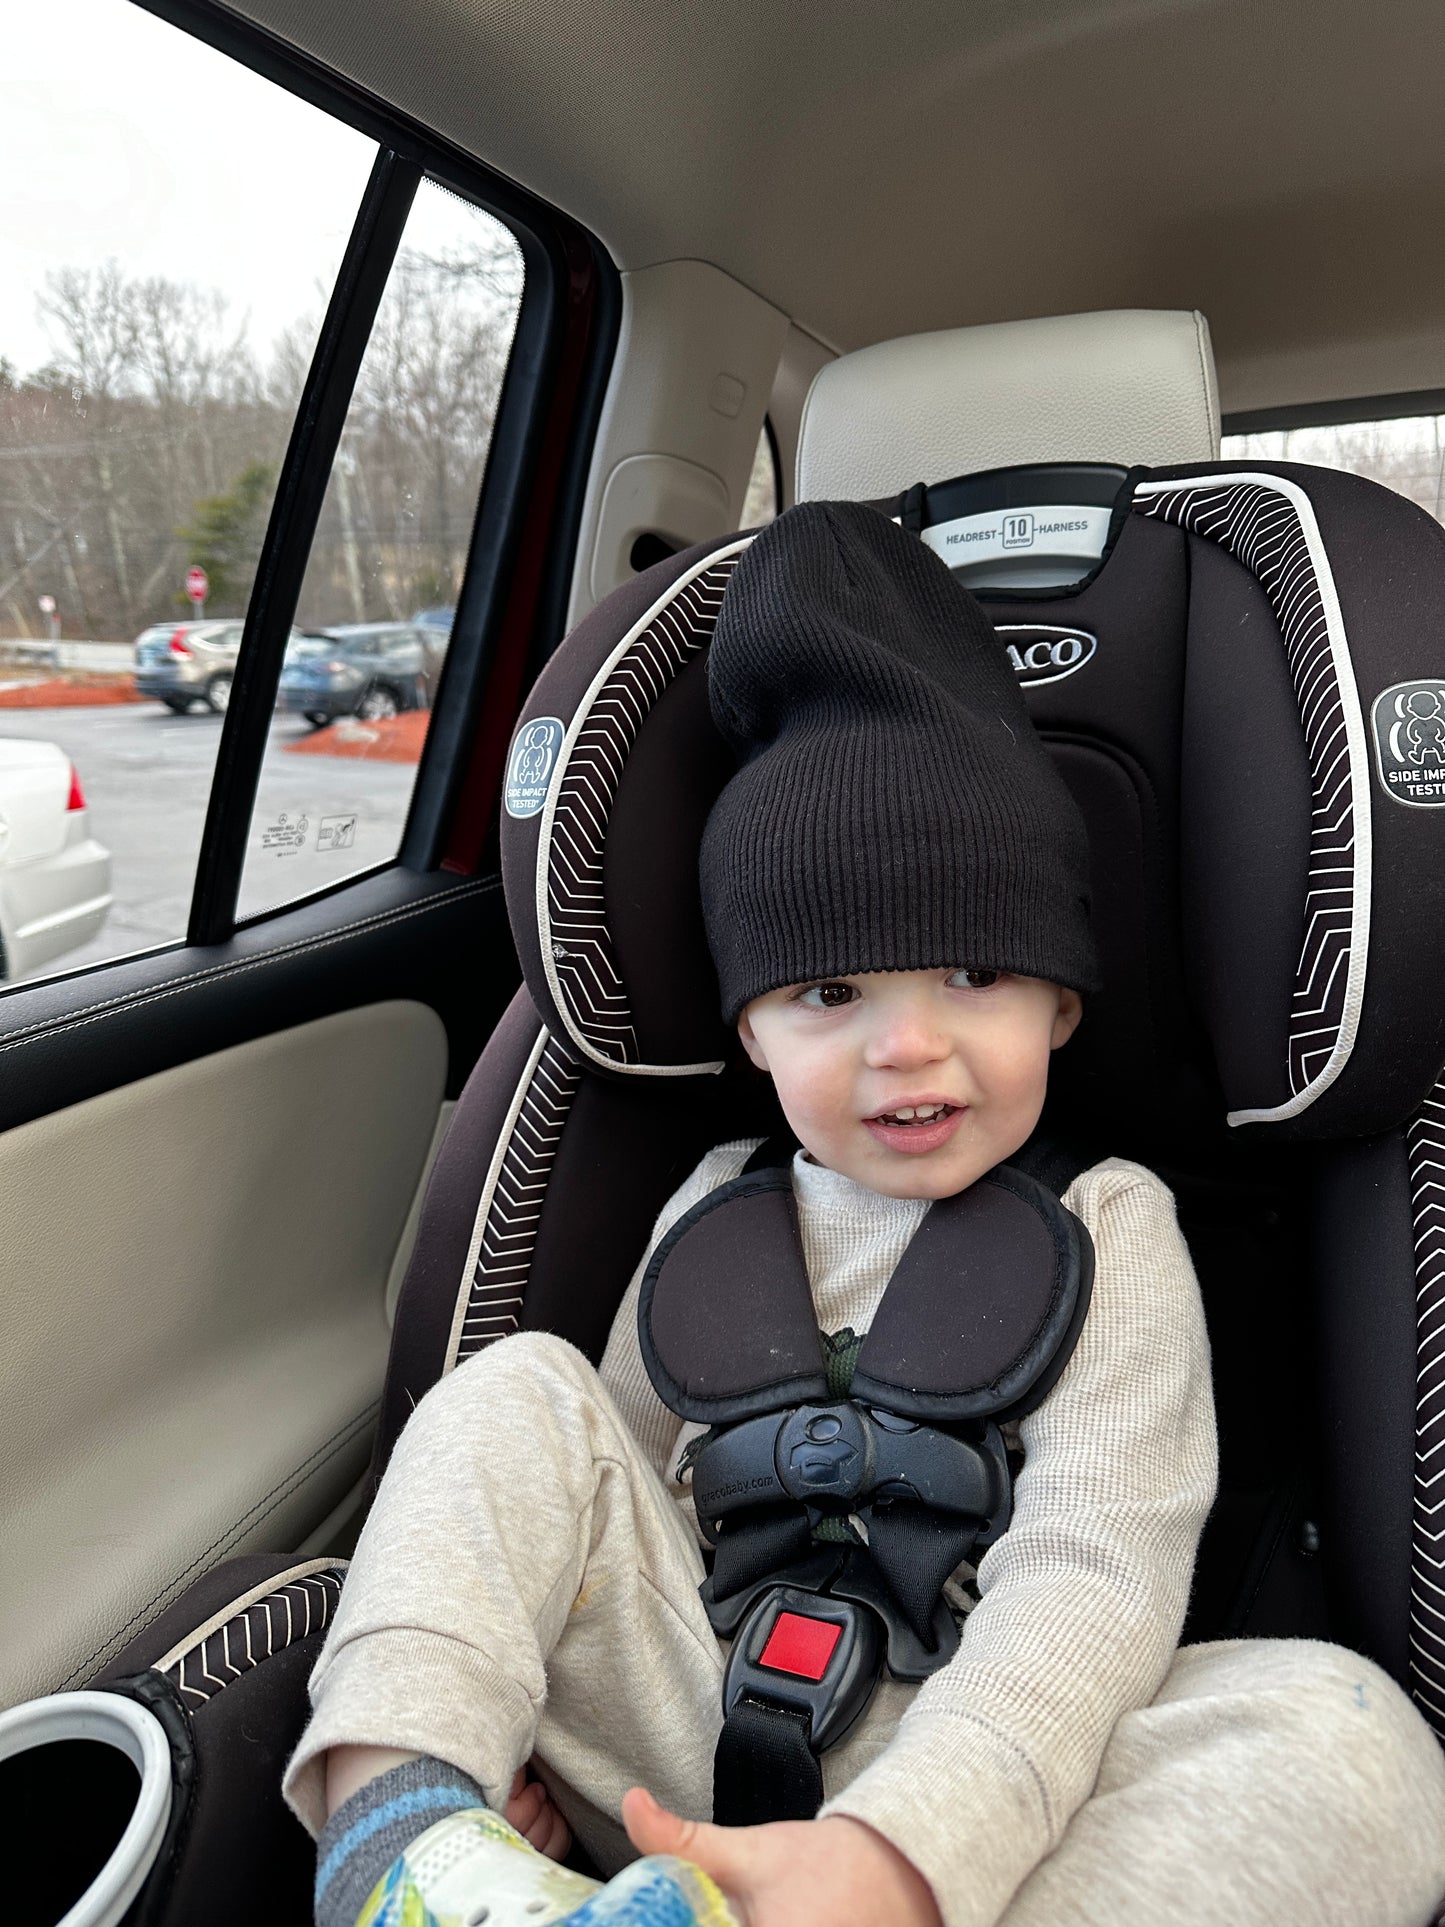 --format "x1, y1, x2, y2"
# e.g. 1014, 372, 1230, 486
796, 310, 1220, 503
